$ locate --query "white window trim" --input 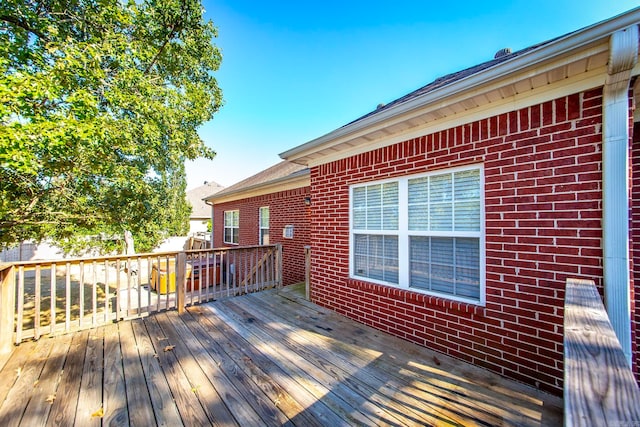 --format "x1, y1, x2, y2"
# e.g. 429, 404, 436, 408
223, 210, 239, 245
349, 164, 486, 306
259, 206, 269, 245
